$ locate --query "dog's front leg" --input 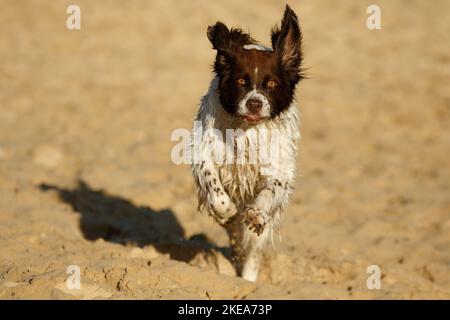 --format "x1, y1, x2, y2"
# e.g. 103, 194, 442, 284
192, 160, 237, 225
244, 178, 292, 235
